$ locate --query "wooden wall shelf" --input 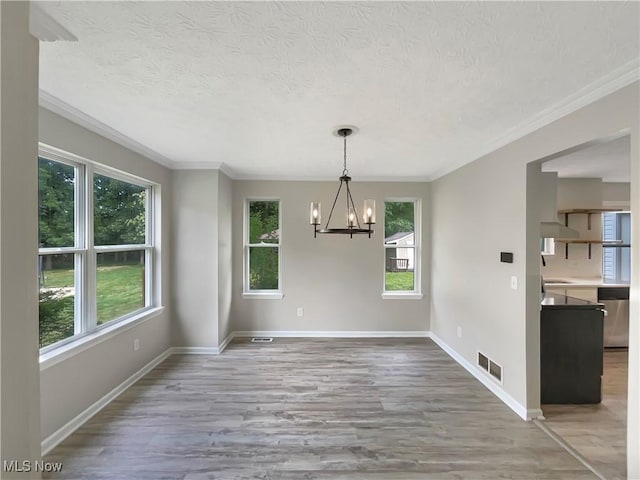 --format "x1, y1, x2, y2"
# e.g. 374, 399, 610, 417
558, 208, 622, 230
554, 239, 624, 259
